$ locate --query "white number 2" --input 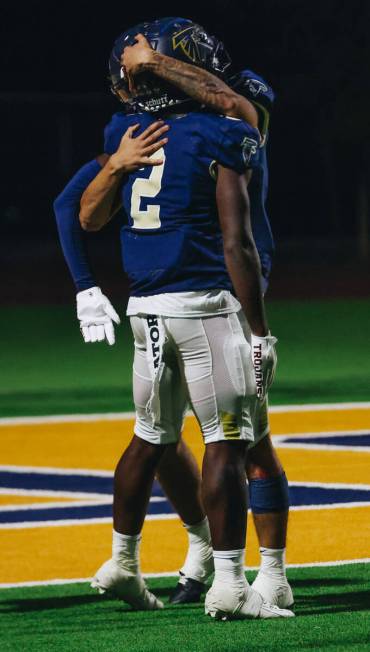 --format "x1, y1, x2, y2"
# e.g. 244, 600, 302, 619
130, 148, 165, 229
